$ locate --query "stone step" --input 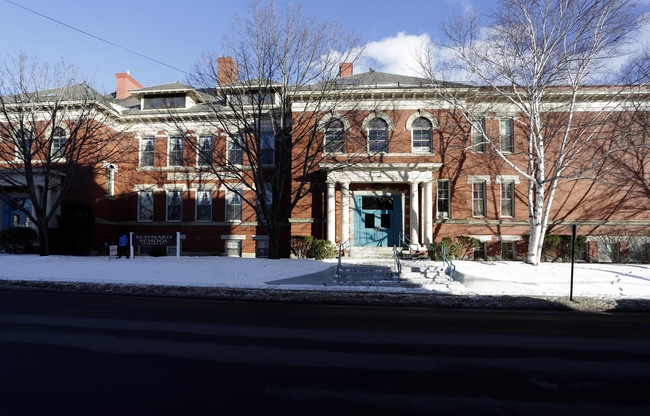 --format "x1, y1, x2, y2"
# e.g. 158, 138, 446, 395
348, 247, 395, 259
